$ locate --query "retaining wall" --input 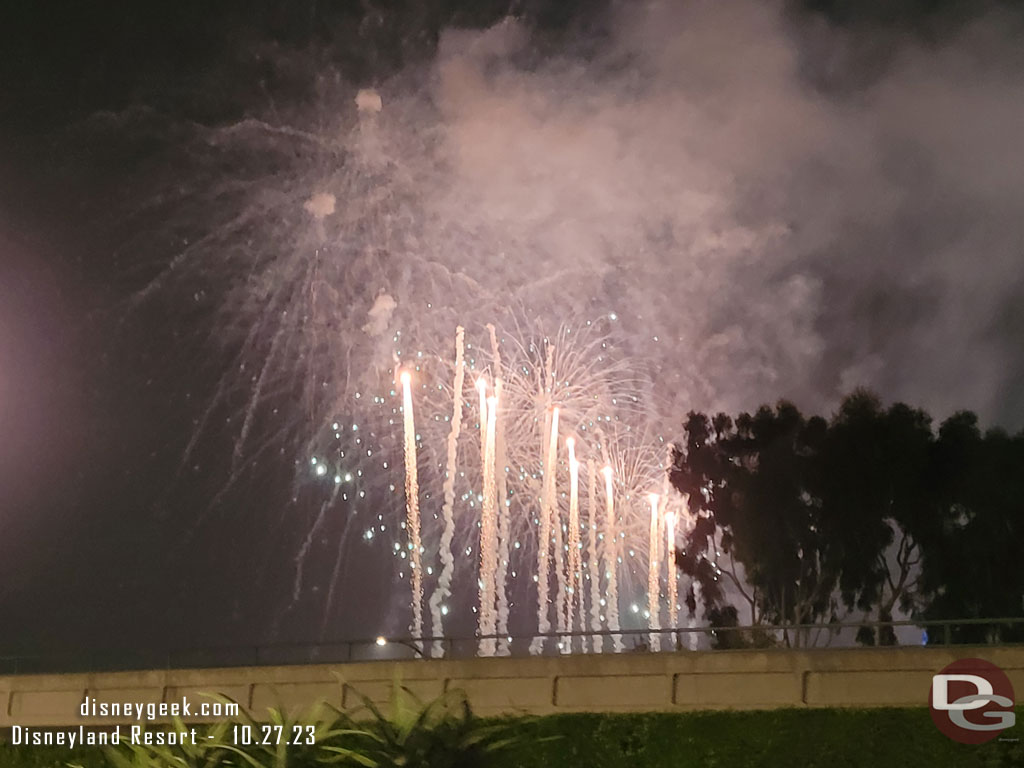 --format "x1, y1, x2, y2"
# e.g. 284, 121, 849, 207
2, 646, 1022, 725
